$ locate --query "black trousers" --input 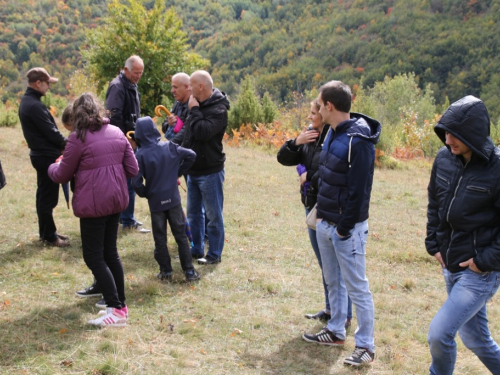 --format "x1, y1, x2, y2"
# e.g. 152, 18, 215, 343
30, 155, 59, 242
150, 204, 194, 273
80, 213, 125, 309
